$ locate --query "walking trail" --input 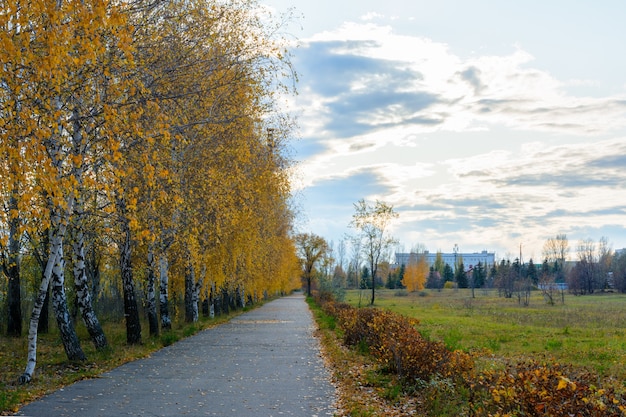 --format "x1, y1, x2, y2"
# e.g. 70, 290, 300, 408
17, 294, 337, 416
